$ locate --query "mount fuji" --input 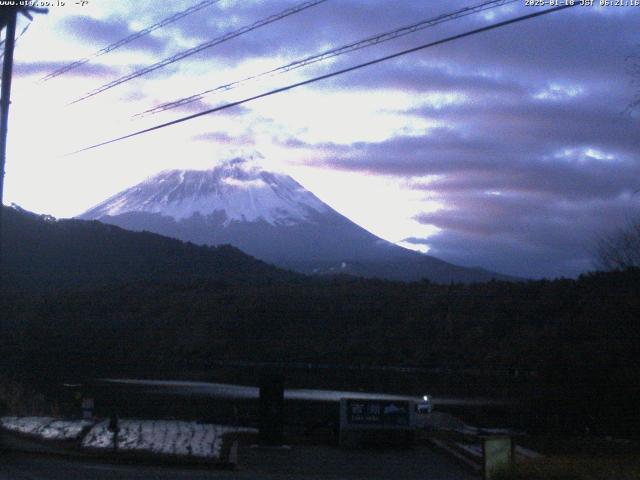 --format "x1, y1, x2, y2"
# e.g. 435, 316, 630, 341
79, 158, 512, 283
